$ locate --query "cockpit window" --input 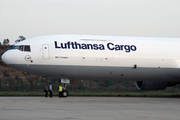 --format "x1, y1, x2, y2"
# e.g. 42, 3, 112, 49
24, 45, 31, 52
18, 45, 24, 51
11, 45, 31, 52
